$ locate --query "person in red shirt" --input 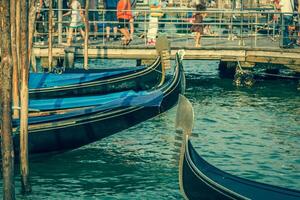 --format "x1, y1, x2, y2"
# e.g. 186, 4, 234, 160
117, 0, 132, 45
